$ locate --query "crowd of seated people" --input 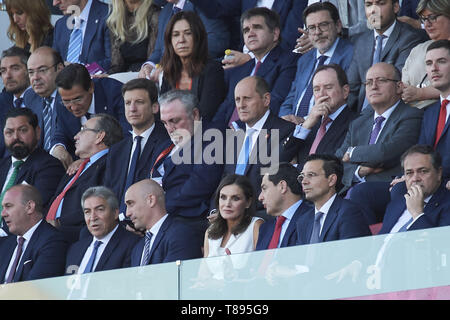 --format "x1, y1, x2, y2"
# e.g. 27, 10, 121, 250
0, 0, 449, 286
